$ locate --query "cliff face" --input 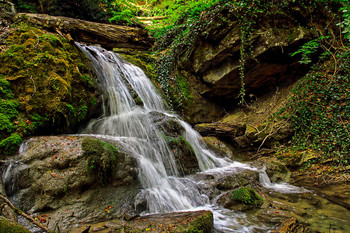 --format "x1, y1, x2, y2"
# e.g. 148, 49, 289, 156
159, 1, 337, 124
